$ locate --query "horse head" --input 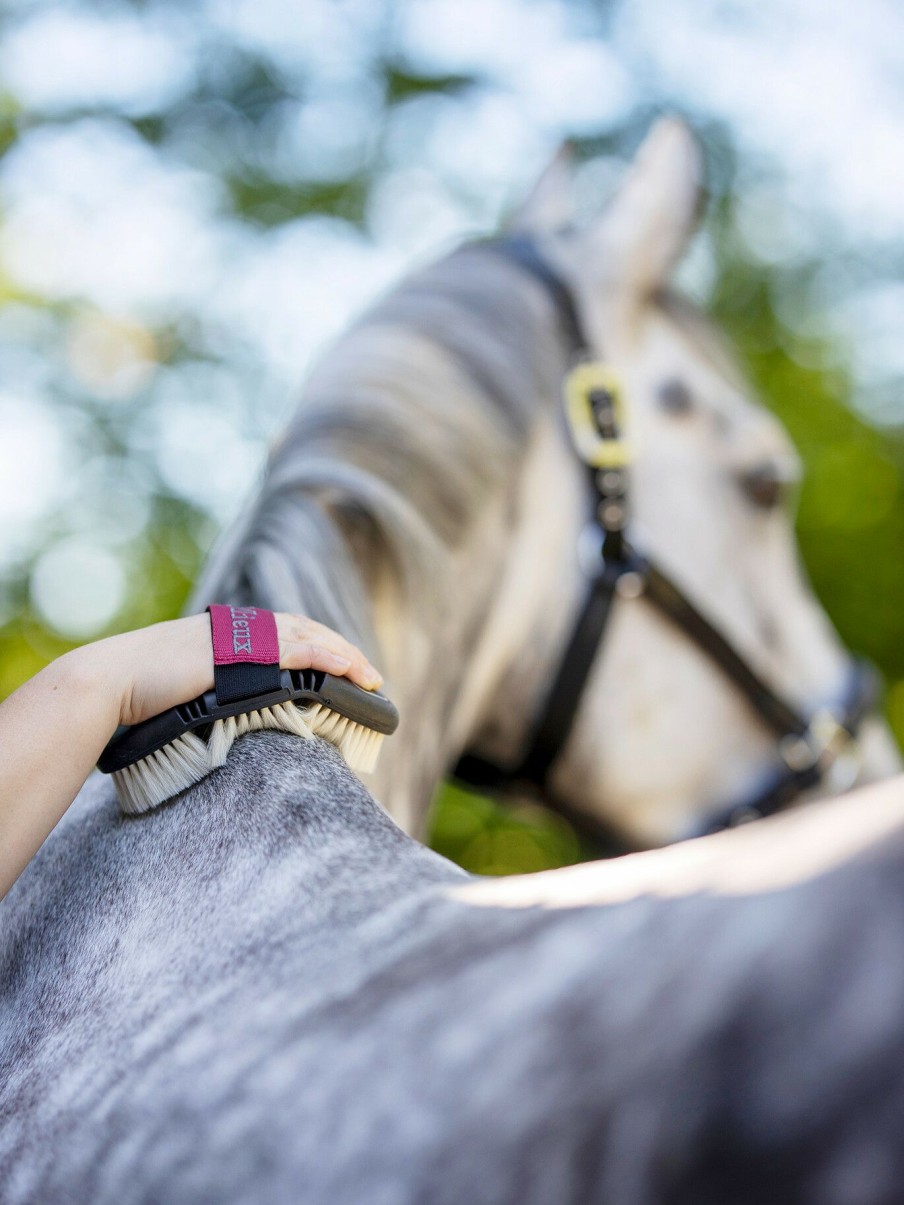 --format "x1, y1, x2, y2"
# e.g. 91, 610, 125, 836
451, 118, 900, 845
194, 118, 899, 846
